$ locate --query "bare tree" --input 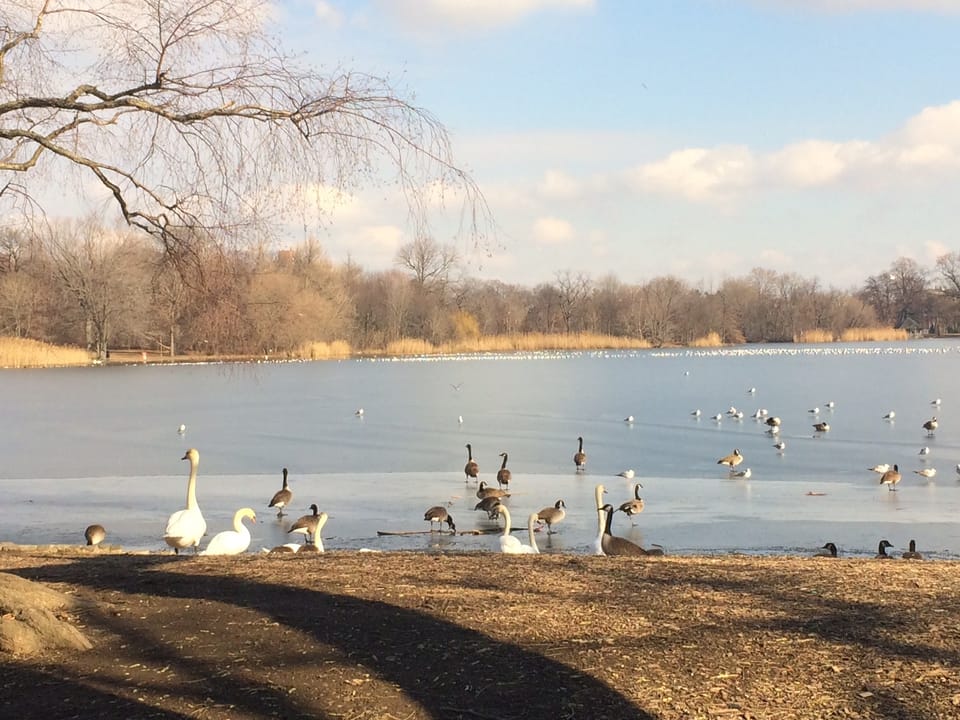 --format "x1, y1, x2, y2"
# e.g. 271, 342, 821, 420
935, 251, 960, 298
394, 236, 459, 291
555, 271, 591, 333
0, 0, 491, 269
